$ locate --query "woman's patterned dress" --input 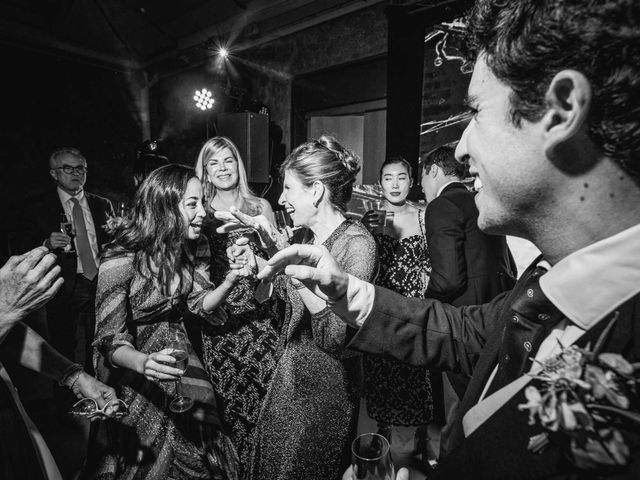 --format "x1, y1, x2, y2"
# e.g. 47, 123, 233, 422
91, 237, 239, 480
363, 211, 434, 426
201, 214, 279, 478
